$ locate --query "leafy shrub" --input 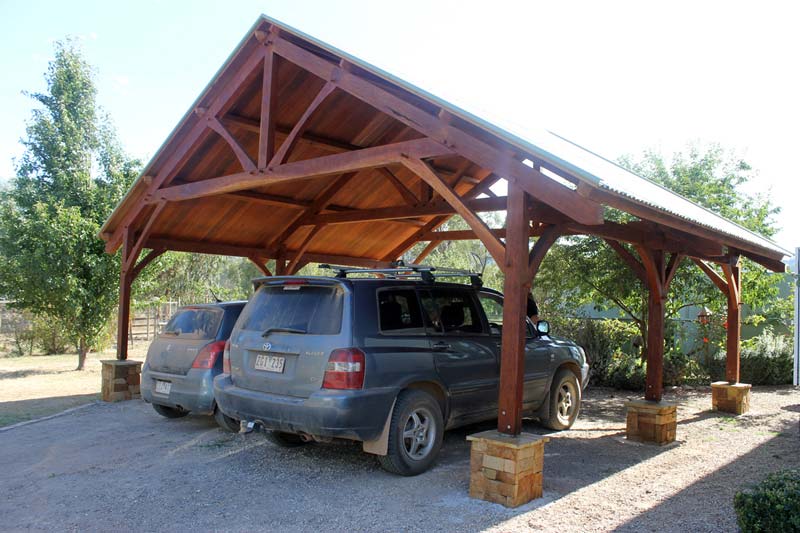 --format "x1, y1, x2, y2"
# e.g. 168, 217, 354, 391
709, 328, 793, 385
31, 315, 71, 355
548, 317, 640, 385
606, 351, 646, 390
734, 469, 800, 532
